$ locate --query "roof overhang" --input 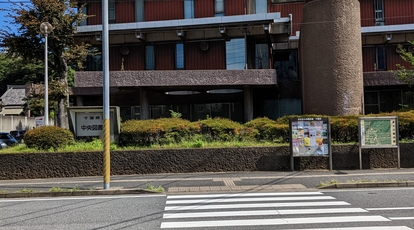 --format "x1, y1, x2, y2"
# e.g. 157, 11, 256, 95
0, 108, 23, 115
75, 13, 291, 44
74, 69, 277, 88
